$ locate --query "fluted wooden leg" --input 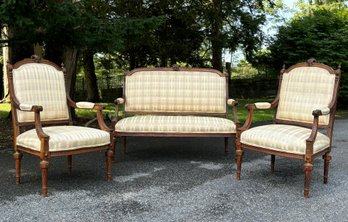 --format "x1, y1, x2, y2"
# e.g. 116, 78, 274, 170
236, 149, 243, 180
271, 155, 275, 173
67, 155, 72, 176
304, 162, 313, 198
40, 160, 49, 197
112, 137, 116, 161
224, 137, 228, 156
323, 153, 332, 184
106, 149, 114, 182
122, 137, 127, 155
14, 151, 23, 185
